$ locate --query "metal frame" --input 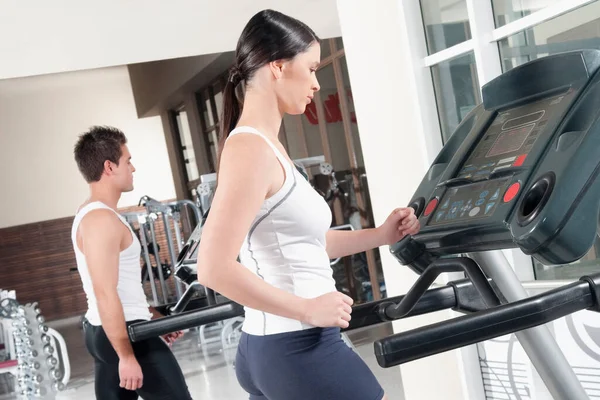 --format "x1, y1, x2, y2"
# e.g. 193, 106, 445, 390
472, 251, 588, 400
122, 197, 202, 307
